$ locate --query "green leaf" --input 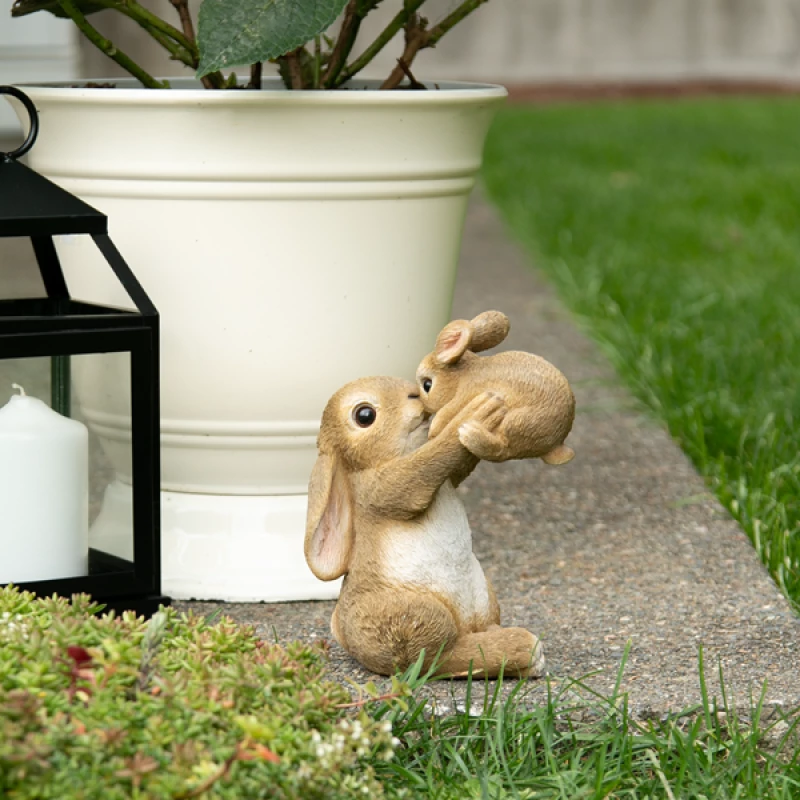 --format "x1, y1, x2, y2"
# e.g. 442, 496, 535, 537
196, 0, 349, 79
